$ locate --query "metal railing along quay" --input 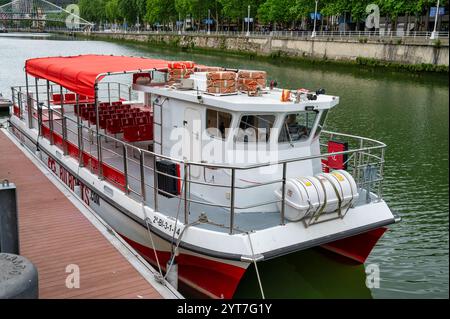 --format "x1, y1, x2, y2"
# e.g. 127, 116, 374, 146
41, 27, 450, 45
